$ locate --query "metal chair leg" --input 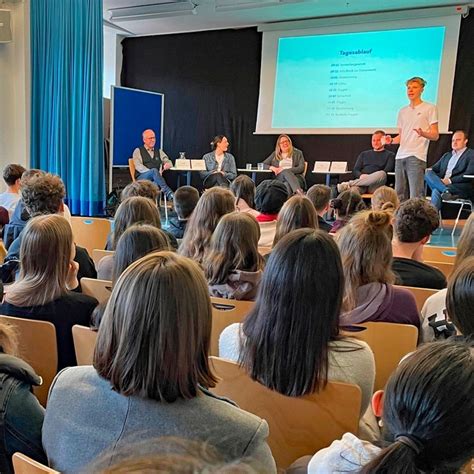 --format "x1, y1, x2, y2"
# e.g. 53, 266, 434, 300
163, 192, 168, 225
452, 202, 465, 236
